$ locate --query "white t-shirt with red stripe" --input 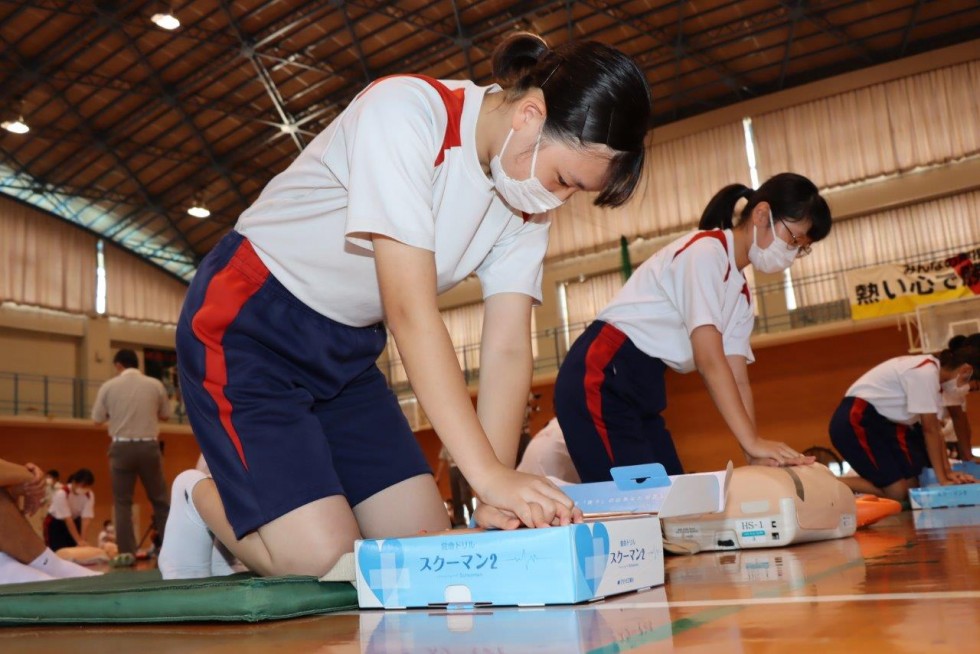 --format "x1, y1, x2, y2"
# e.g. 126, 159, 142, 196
597, 228, 755, 373
236, 75, 549, 327
845, 355, 942, 424
47, 486, 95, 521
